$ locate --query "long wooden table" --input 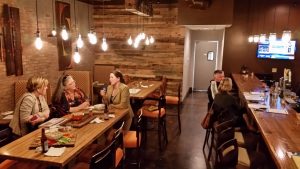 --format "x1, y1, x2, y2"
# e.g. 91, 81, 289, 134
128, 81, 162, 99
232, 73, 300, 169
0, 108, 128, 168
